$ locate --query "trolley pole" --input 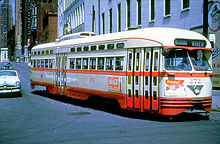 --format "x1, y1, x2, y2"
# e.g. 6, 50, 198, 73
203, 0, 208, 38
